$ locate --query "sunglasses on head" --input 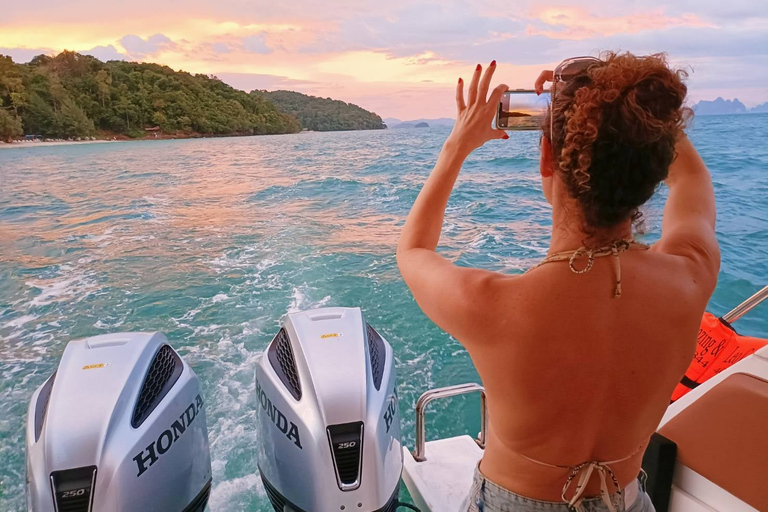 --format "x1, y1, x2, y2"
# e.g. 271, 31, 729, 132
550, 56, 601, 142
